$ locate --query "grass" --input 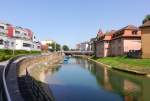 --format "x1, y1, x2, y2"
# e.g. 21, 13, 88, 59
91, 56, 150, 74
0, 49, 41, 62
